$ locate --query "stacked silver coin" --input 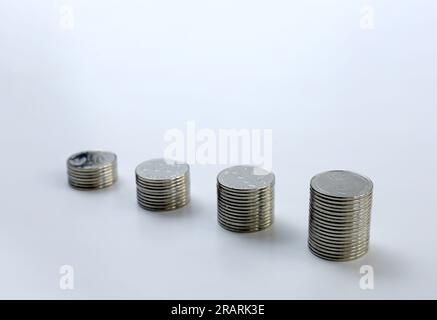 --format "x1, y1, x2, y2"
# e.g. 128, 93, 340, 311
67, 151, 118, 190
217, 165, 275, 233
135, 159, 190, 211
308, 170, 373, 261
